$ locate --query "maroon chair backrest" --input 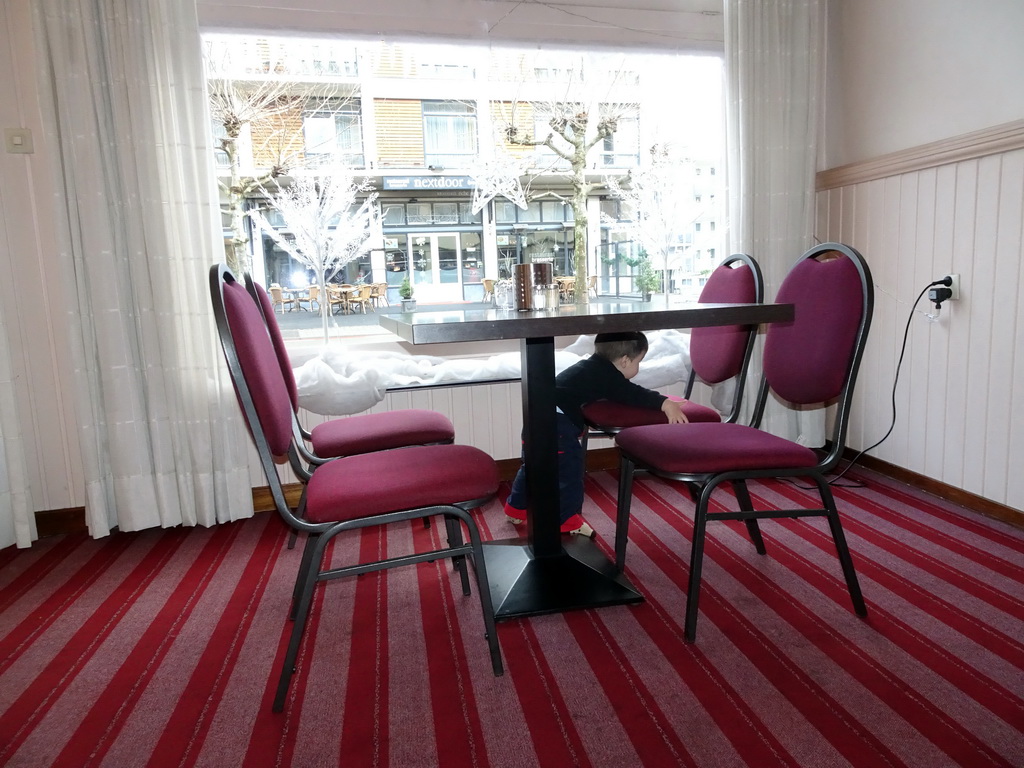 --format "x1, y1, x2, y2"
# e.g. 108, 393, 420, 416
689, 256, 759, 383
252, 281, 301, 411
222, 277, 295, 456
764, 252, 863, 405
